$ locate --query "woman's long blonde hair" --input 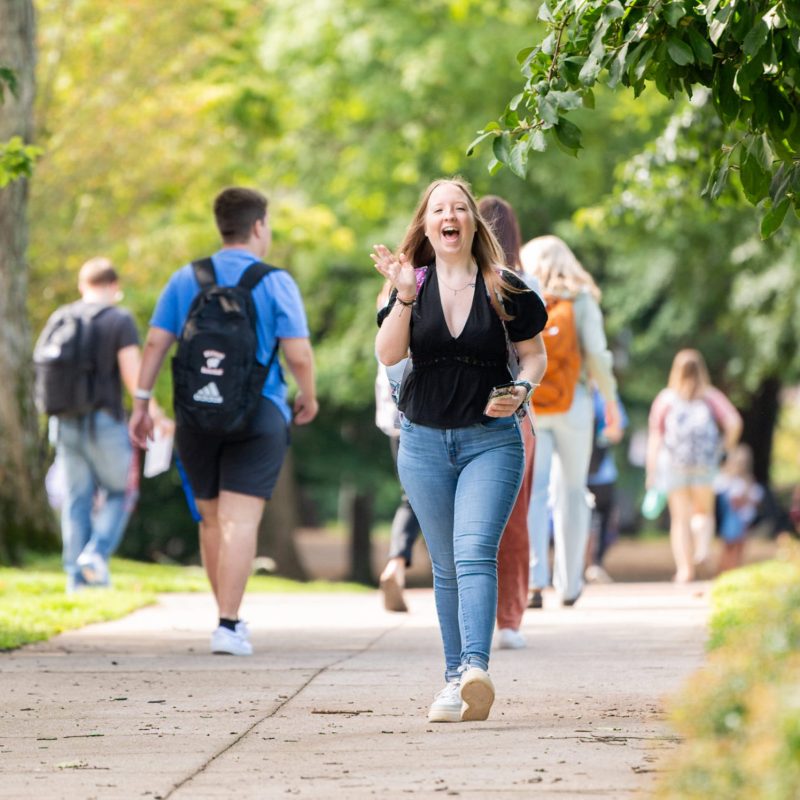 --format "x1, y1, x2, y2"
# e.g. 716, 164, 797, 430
398, 177, 523, 320
520, 235, 601, 301
667, 349, 712, 400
